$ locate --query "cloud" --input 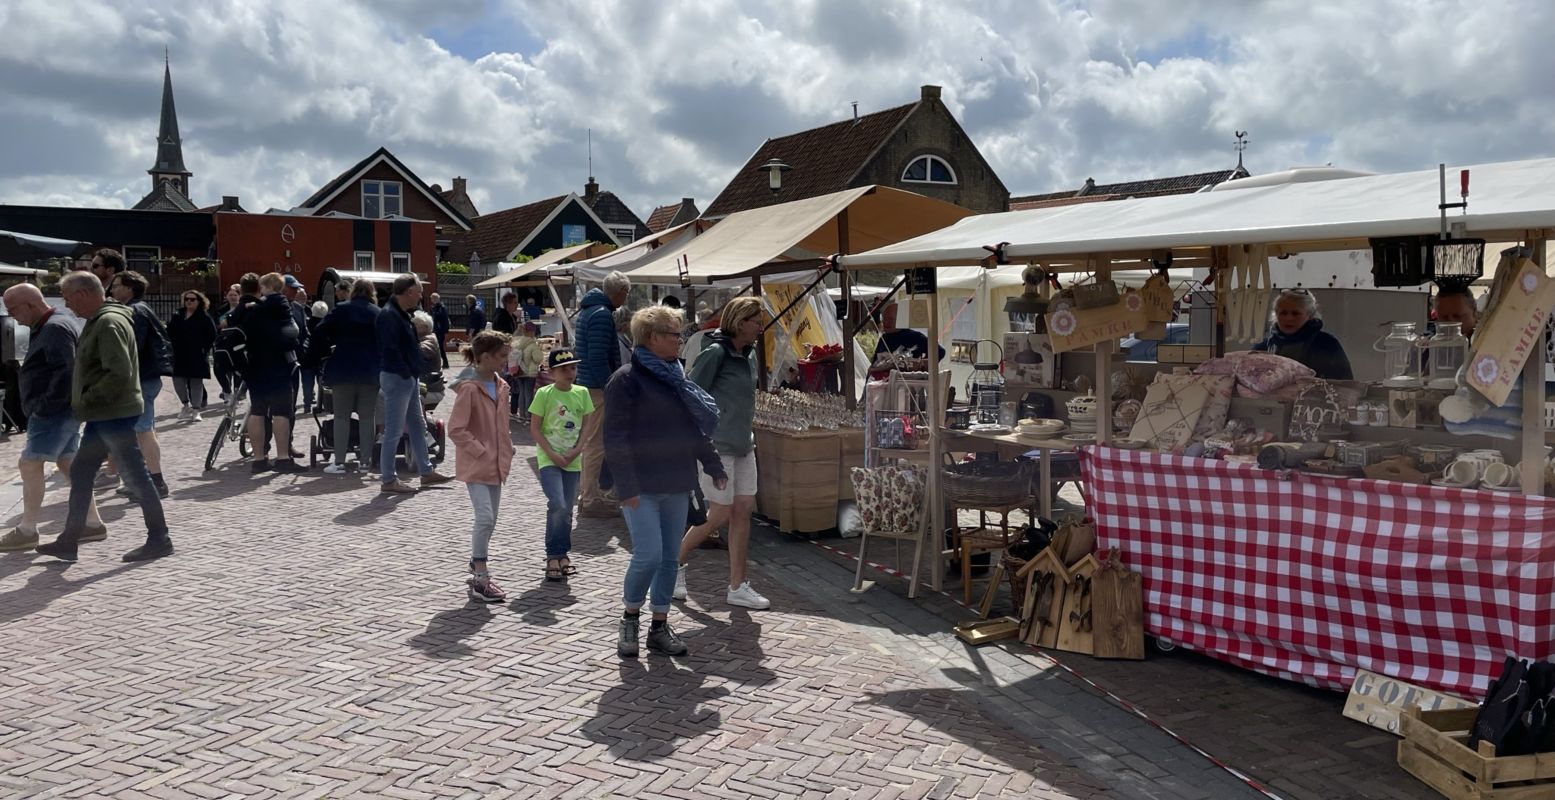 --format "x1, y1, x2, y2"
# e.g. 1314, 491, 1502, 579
0, 0, 1549, 224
